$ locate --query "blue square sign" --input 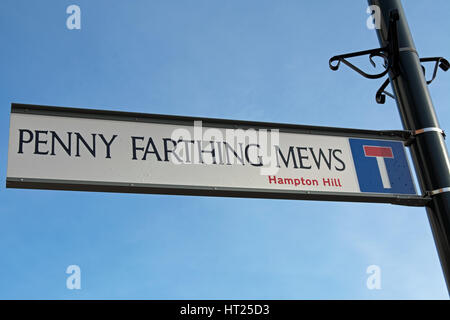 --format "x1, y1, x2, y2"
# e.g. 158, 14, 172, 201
349, 138, 416, 195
